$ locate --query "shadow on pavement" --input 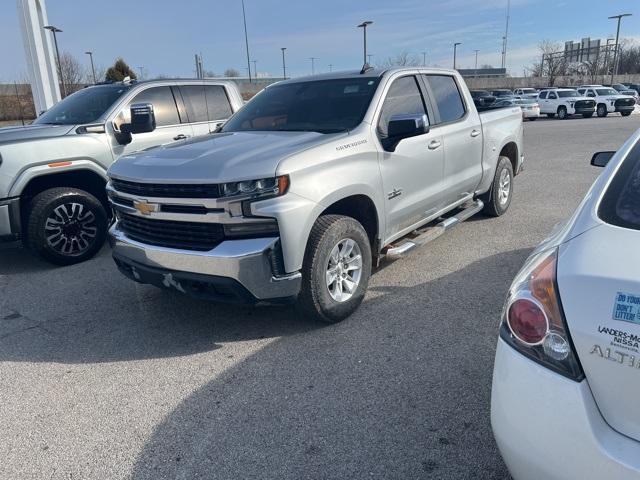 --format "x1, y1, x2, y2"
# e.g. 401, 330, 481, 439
130, 249, 528, 480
